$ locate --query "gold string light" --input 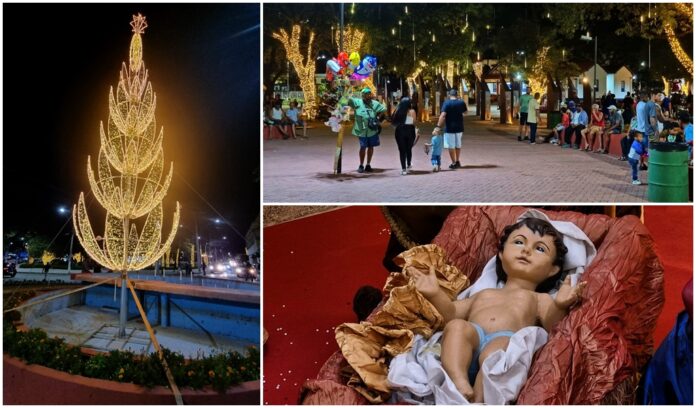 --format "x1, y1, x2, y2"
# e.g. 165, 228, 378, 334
335, 26, 365, 54
446, 60, 455, 87
673, 2, 691, 16
407, 60, 427, 83
362, 76, 377, 95
526, 46, 550, 94
664, 23, 693, 74
41, 251, 56, 266
73, 13, 180, 273
272, 25, 318, 119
